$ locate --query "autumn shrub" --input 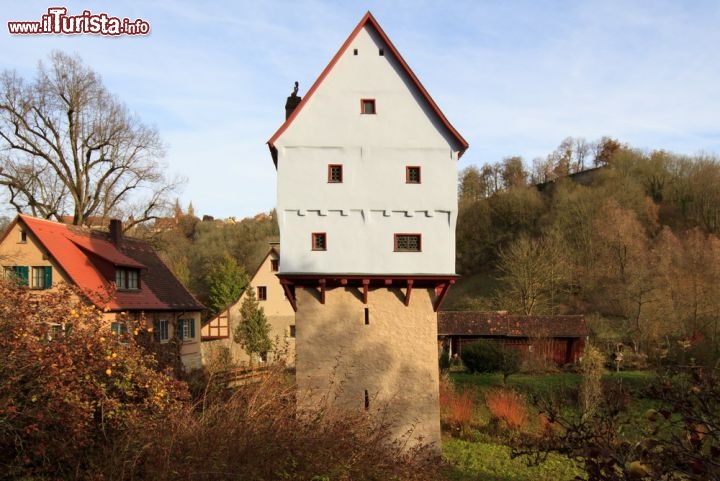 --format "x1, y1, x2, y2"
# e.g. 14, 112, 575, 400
439, 375, 475, 435
579, 343, 605, 421
484, 388, 528, 432
512, 367, 720, 481
129, 366, 447, 481
0, 281, 189, 480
